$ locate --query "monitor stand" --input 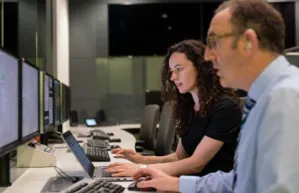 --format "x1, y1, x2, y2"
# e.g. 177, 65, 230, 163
0, 153, 11, 187
17, 142, 56, 168
40, 132, 49, 146
57, 124, 63, 133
